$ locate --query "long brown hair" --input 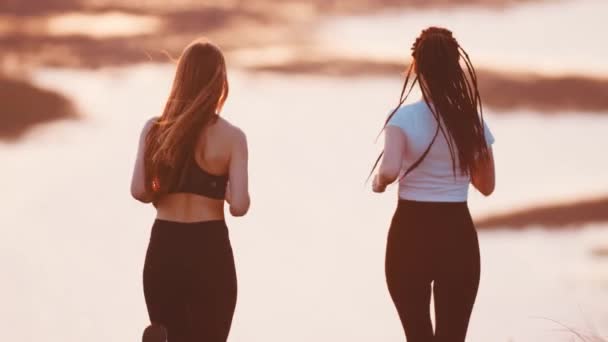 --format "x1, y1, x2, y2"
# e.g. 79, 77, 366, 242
370, 27, 489, 181
144, 39, 229, 200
